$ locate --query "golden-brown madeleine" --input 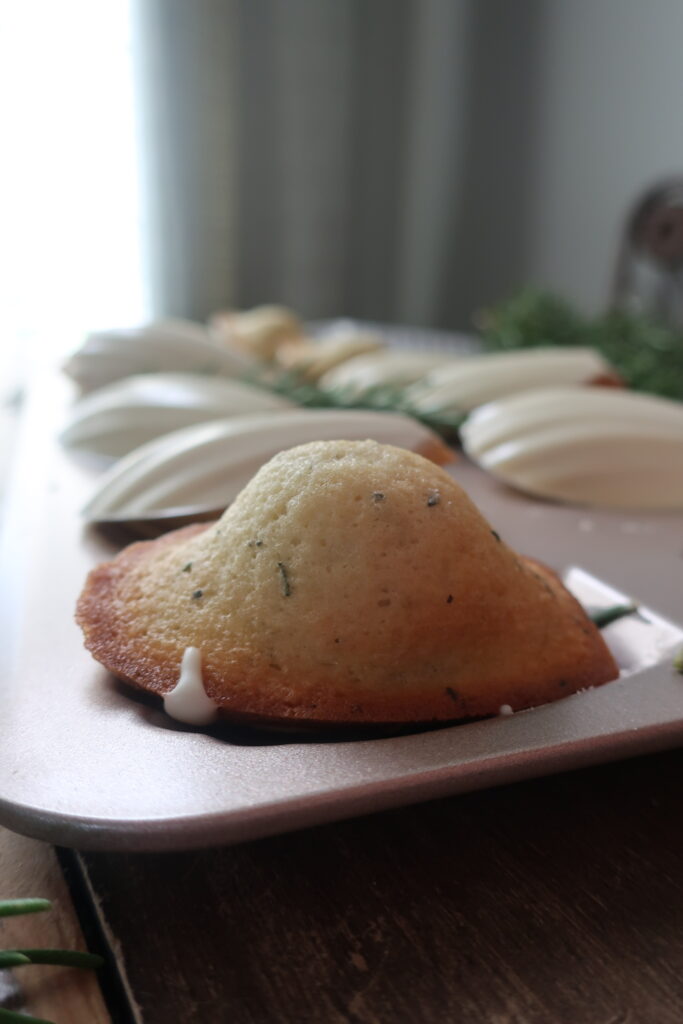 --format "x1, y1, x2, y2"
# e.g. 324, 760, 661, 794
209, 305, 302, 361
77, 441, 618, 726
